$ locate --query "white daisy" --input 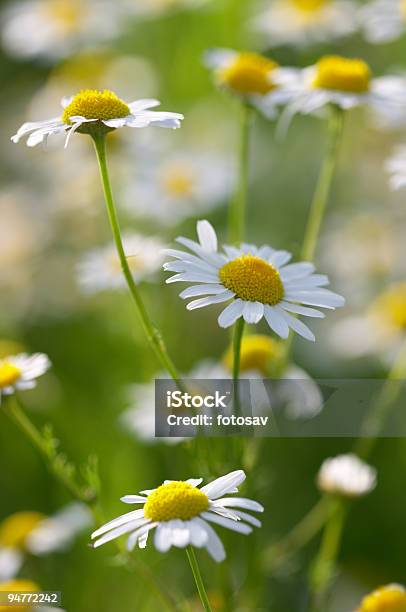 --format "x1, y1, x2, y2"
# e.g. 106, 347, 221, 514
123, 151, 235, 226
1, 0, 122, 61
317, 454, 377, 498
0, 353, 50, 405
386, 145, 406, 190
0, 504, 92, 581
360, 0, 406, 44
252, 0, 357, 48
163, 220, 345, 342
11, 89, 183, 149
91, 470, 263, 561
204, 49, 296, 118
276, 55, 406, 117
76, 233, 166, 294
